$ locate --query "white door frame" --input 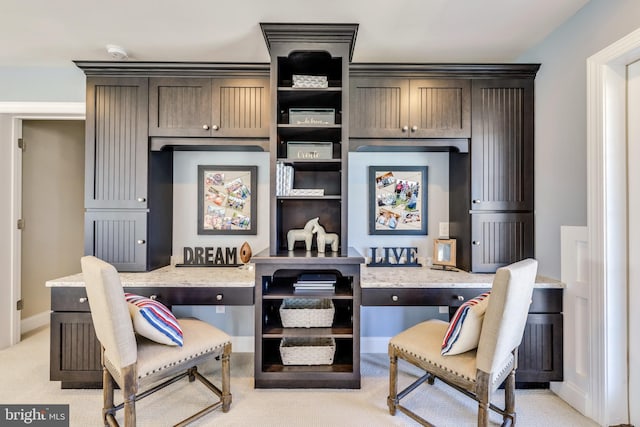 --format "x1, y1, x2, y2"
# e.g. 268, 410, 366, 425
0, 102, 84, 347
586, 28, 640, 425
